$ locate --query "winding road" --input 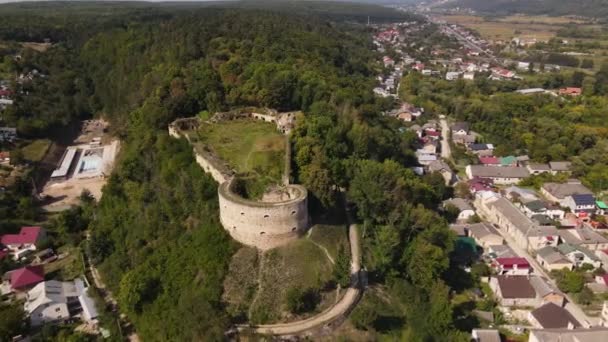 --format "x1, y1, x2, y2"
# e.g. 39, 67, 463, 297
236, 203, 363, 336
